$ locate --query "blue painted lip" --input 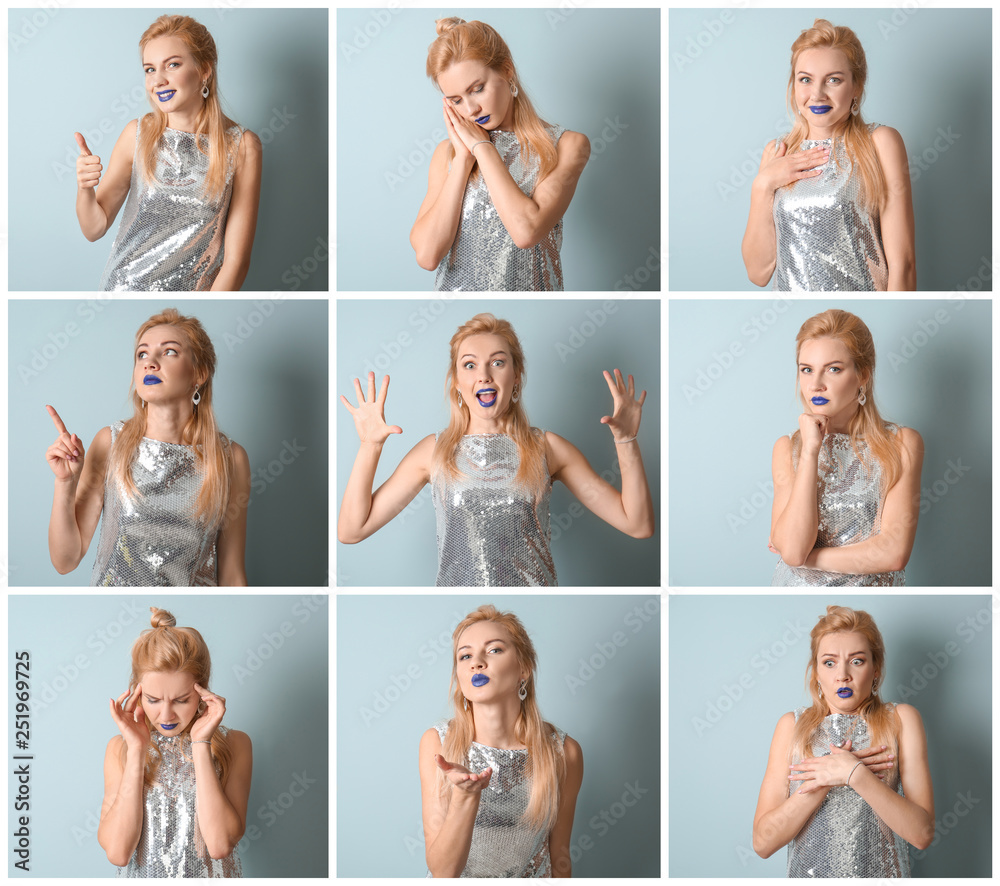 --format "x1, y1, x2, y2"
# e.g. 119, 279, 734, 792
809, 105, 832, 114
471, 674, 490, 687
144, 375, 162, 385
811, 397, 829, 405
476, 388, 497, 407
836, 688, 853, 698
160, 723, 178, 729
475, 115, 490, 125
156, 90, 176, 103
